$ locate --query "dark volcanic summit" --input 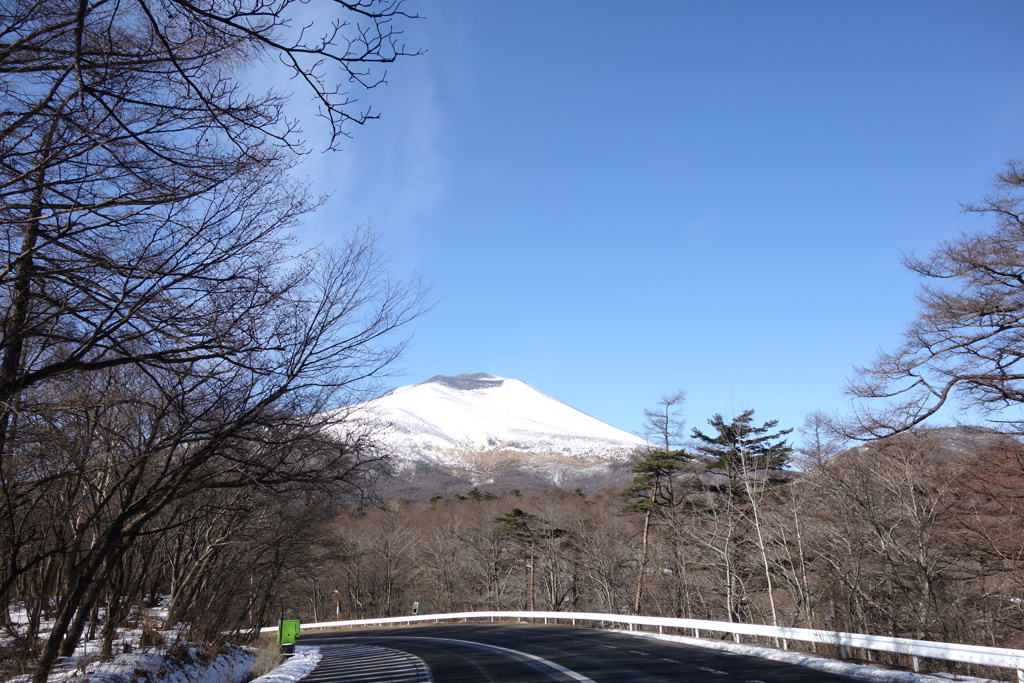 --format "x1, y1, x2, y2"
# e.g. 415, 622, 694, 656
423, 372, 505, 392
